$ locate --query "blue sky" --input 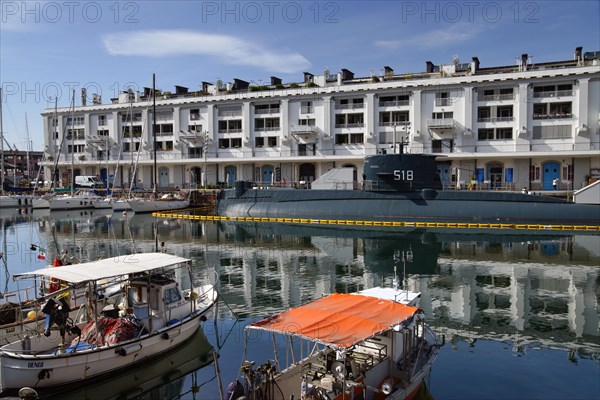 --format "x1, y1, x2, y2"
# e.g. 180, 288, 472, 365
1, 0, 599, 150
